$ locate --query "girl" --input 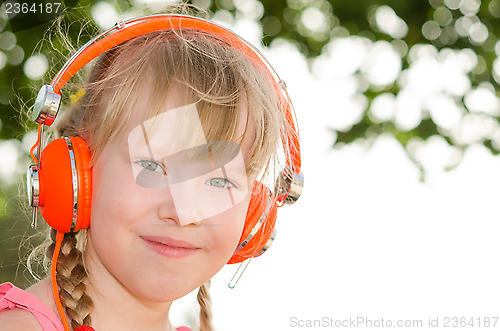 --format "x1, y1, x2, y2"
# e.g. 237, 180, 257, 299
0, 7, 303, 331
